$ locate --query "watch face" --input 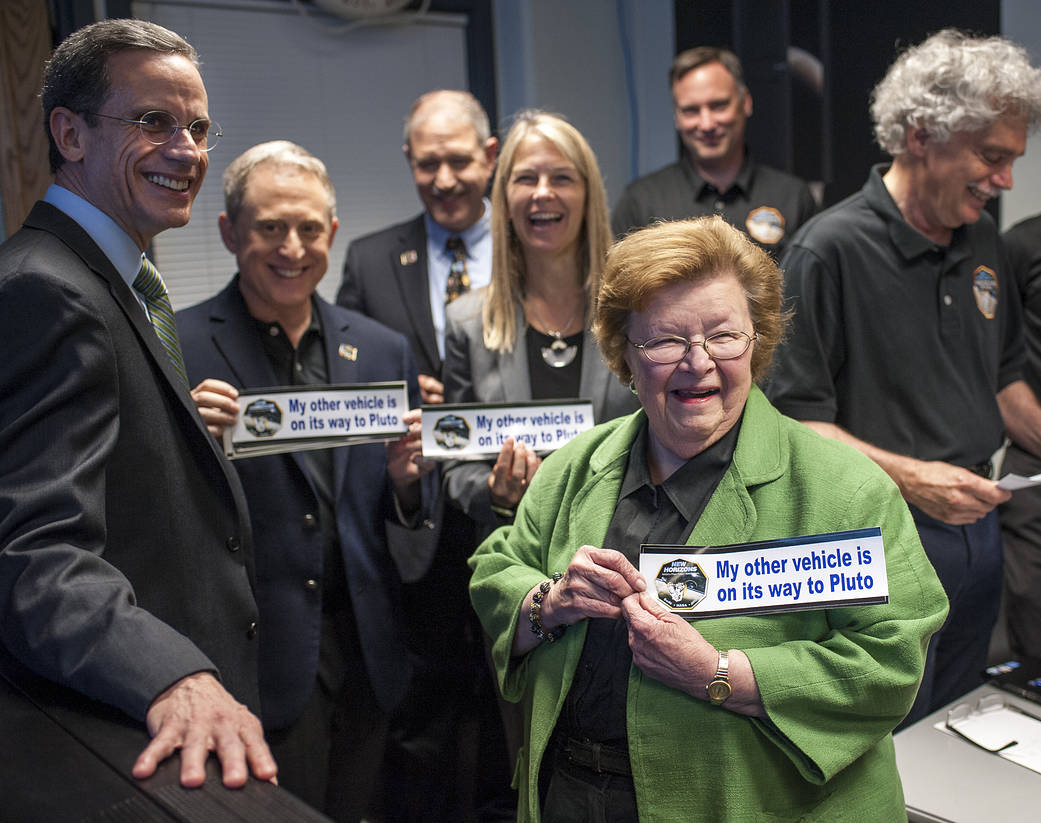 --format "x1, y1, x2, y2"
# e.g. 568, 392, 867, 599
707, 680, 732, 704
